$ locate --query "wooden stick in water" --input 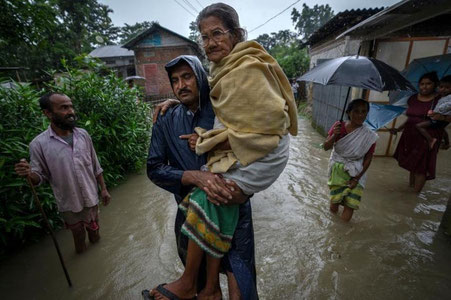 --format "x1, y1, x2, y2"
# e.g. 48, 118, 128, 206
26, 177, 72, 287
